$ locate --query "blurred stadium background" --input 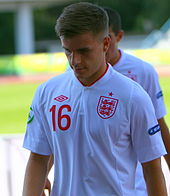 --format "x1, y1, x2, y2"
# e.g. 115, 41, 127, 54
0, 0, 170, 195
